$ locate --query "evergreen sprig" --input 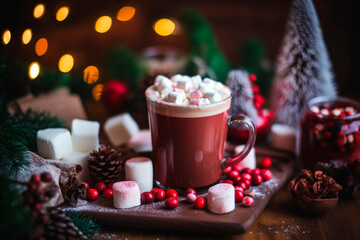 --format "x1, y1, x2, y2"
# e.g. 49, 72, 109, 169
66, 213, 101, 240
